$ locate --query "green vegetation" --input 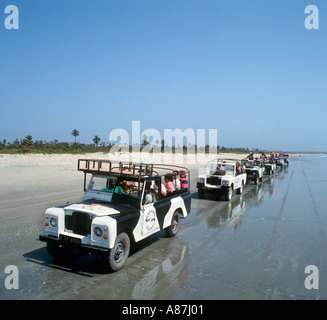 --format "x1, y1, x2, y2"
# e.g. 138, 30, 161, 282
0, 133, 110, 154
0, 133, 267, 155
0, 141, 110, 154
